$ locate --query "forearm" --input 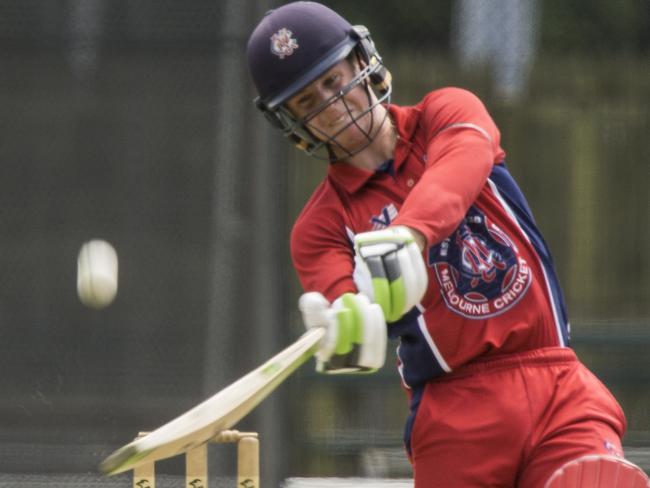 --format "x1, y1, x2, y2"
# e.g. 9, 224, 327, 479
406, 226, 426, 251
393, 133, 494, 247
